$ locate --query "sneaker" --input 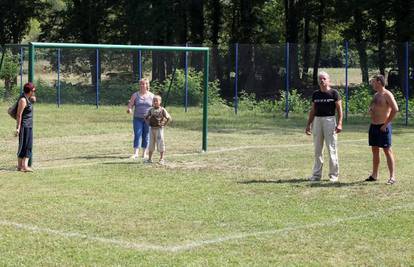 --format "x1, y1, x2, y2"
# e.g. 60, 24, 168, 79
386, 177, 396, 185
143, 159, 153, 164
365, 175, 377, 182
329, 176, 339, 182
130, 154, 139, 160
308, 176, 321, 182
158, 159, 165, 165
